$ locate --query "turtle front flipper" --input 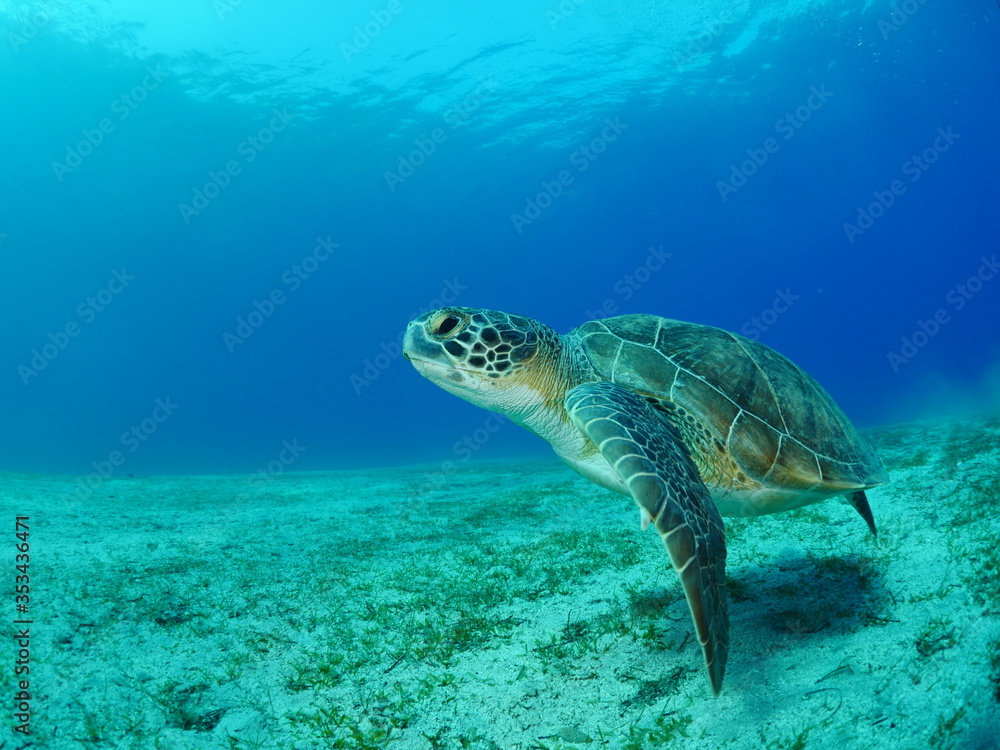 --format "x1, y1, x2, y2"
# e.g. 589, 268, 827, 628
565, 382, 730, 696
